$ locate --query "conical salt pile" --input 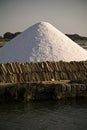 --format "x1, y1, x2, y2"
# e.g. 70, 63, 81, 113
0, 22, 87, 63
